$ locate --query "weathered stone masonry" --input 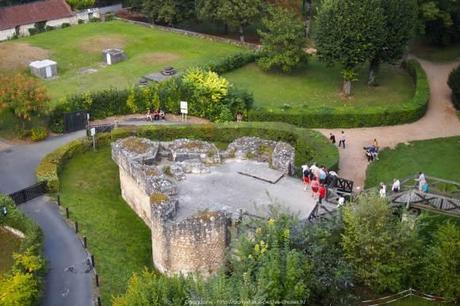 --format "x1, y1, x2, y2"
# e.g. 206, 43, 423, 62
112, 136, 295, 276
